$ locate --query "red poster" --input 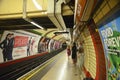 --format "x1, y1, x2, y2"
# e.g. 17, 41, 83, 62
14, 36, 28, 47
